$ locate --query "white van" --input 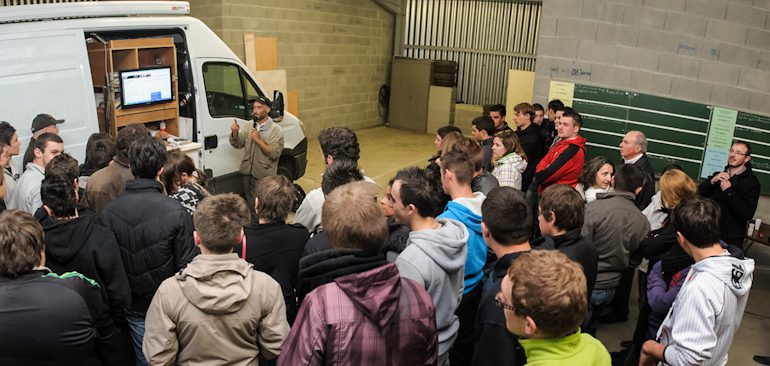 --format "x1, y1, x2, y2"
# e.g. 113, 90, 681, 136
0, 1, 308, 194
